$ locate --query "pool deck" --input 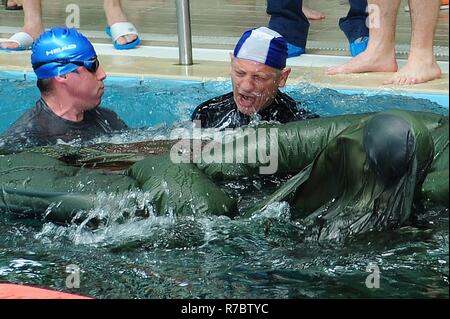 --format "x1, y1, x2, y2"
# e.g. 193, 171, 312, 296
0, 0, 448, 96
1, 45, 448, 97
